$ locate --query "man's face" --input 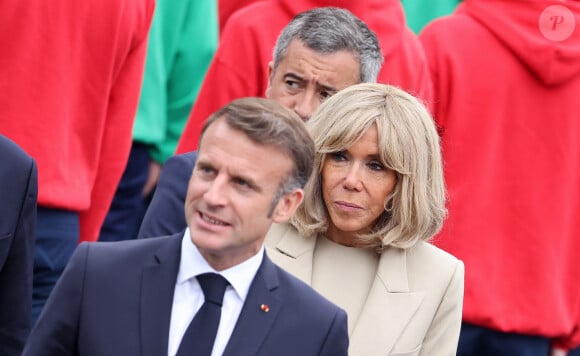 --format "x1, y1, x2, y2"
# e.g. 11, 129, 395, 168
185, 117, 303, 270
266, 39, 361, 121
